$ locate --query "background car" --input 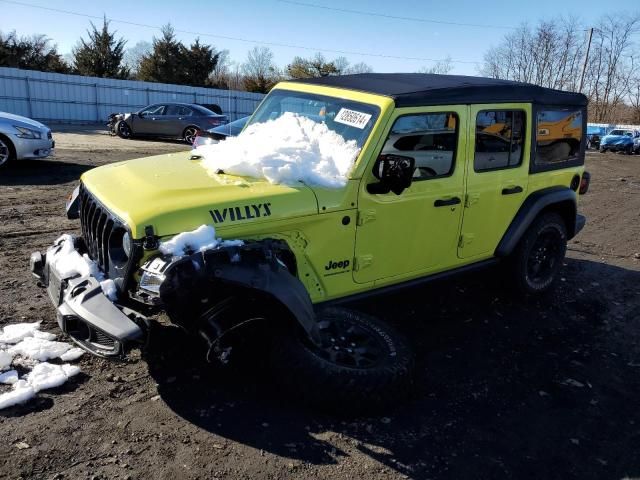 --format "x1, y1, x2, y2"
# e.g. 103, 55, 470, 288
586, 125, 607, 149
116, 103, 228, 143
192, 116, 249, 148
0, 111, 54, 168
599, 129, 638, 154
